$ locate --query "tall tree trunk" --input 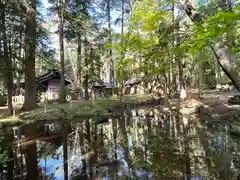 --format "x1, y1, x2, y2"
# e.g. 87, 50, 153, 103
118, 0, 125, 98
90, 48, 94, 76
84, 37, 89, 100
23, 123, 38, 180
184, 1, 240, 91
7, 41, 13, 115
197, 52, 203, 97
58, 0, 66, 103
67, 42, 77, 85
62, 123, 68, 180
213, 53, 221, 88
107, 0, 114, 87
121, 0, 124, 61
22, 0, 38, 110
77, 34, 82, 87
17, 16, 24, 96
170, 0, 175, 95
176, 0, 186, 100
7, 131, 14, 180
0, 2, 13, 115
